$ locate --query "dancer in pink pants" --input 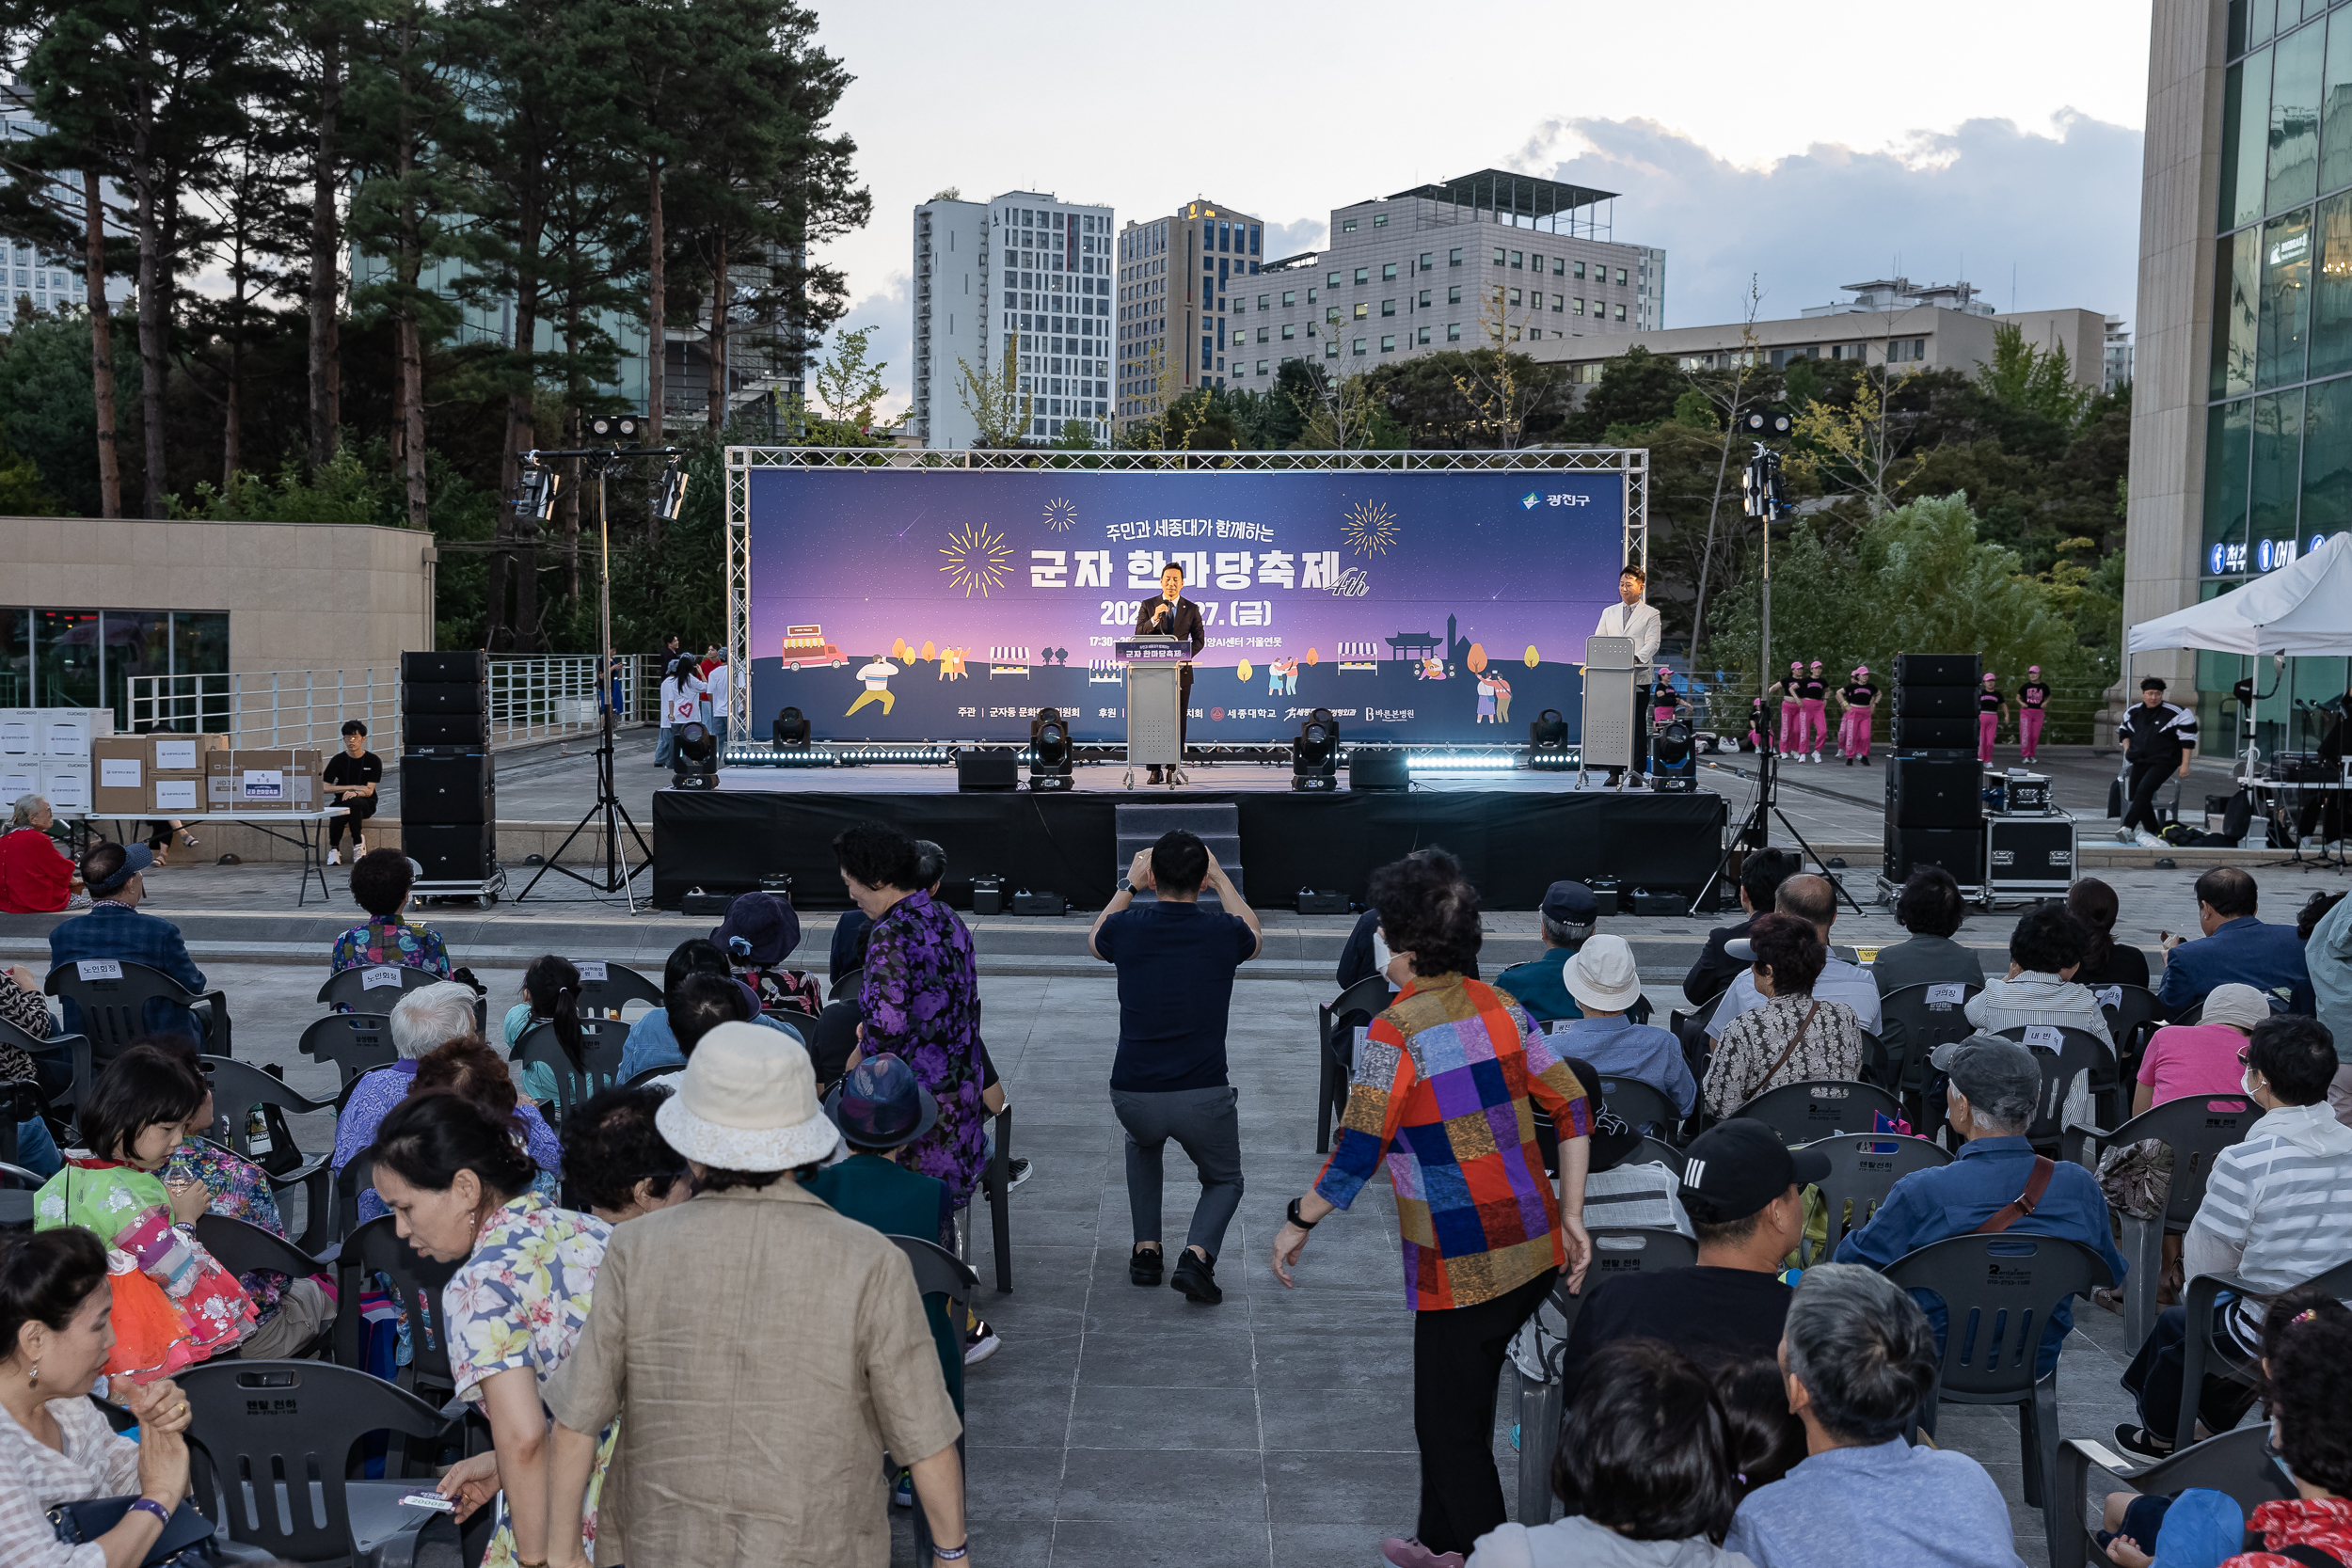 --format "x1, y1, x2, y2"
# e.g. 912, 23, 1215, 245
1977, 671, 2008, 765
1772, 660, 1804, 755
1802, 660, 1831, 762
1837, 665, 1879, 764
2015, 665, 2050, 763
